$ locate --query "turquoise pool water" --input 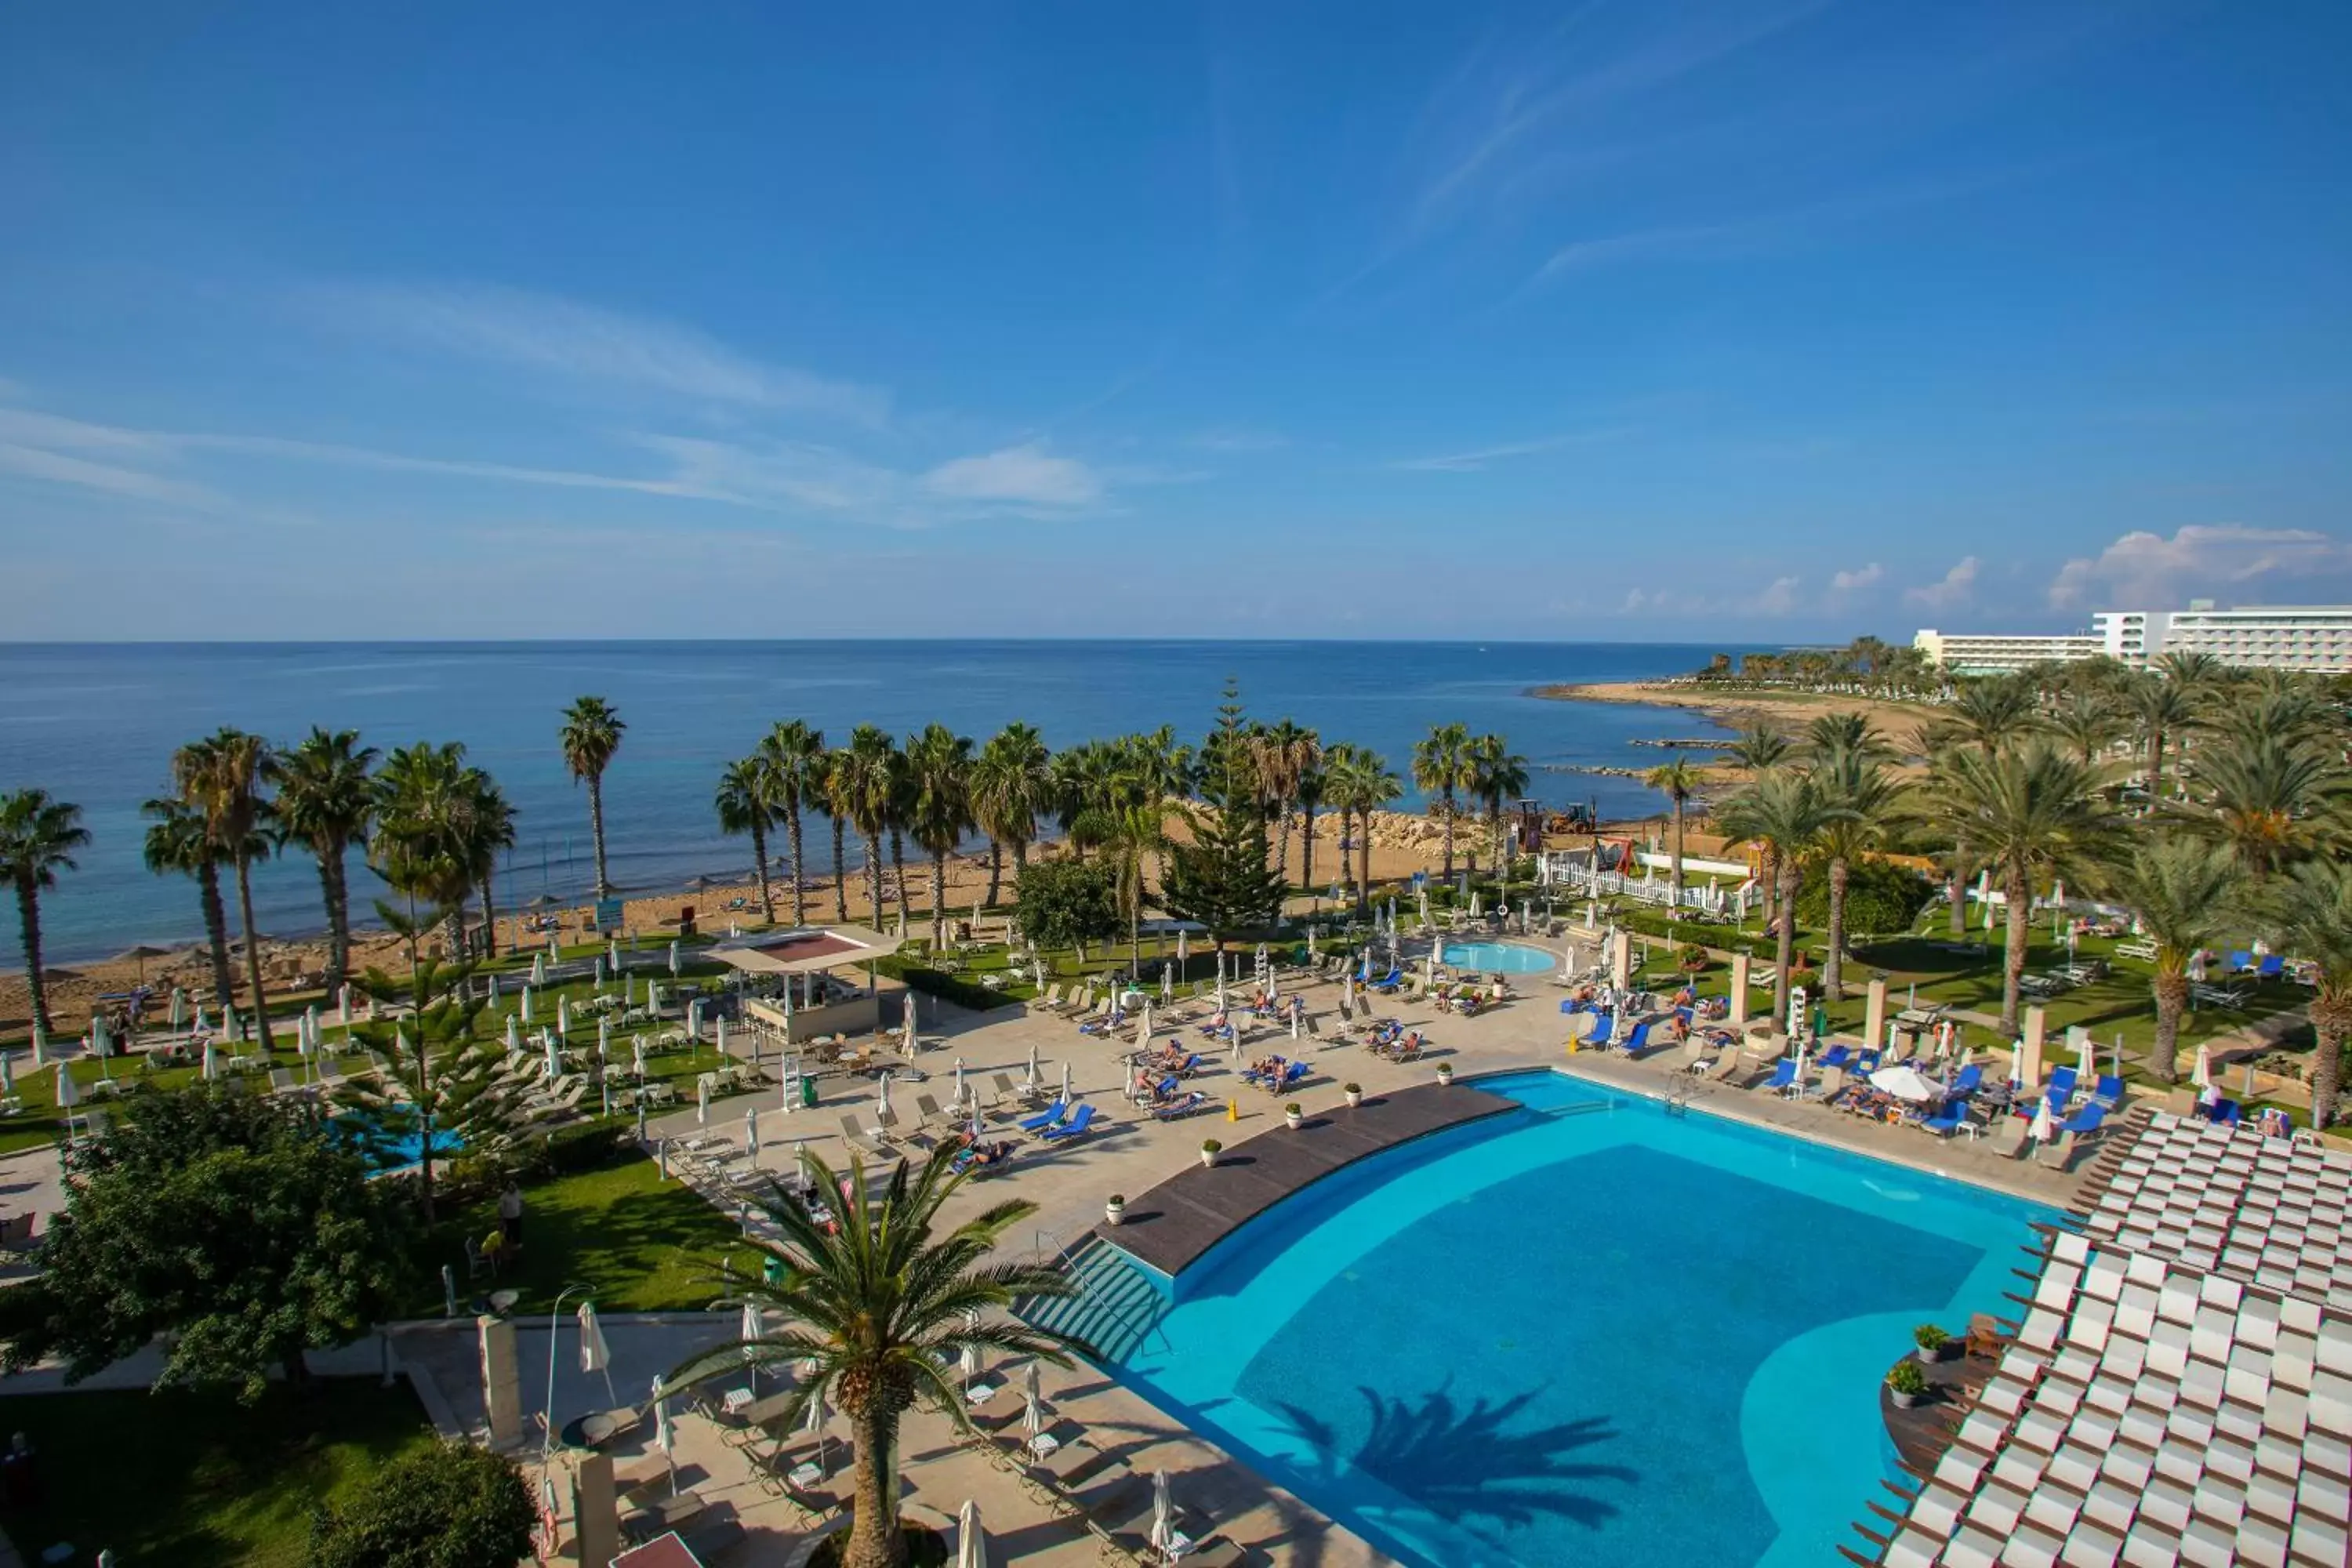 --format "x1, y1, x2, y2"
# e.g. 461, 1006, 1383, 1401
1440, 940, 1556, 974
332, 1112, 463, 1173
1098, 1071, 2053, 1568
